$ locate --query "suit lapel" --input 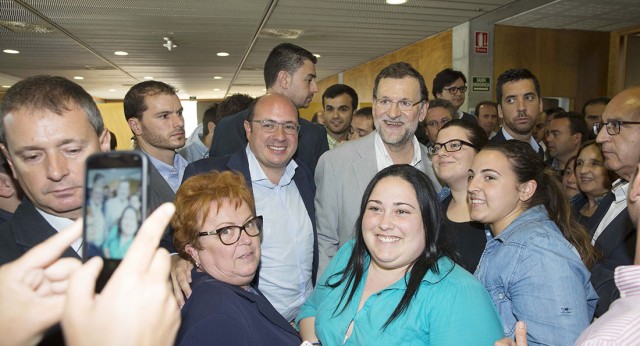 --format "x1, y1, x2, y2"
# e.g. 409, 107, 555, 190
352, 133, 378, 193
